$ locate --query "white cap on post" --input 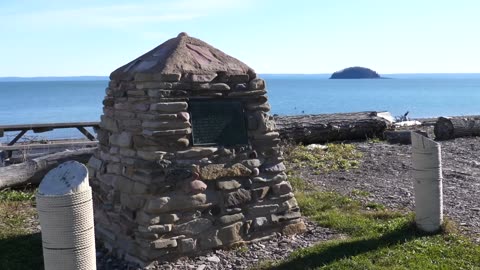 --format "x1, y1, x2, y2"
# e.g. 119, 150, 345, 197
36, 160, 96, 270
